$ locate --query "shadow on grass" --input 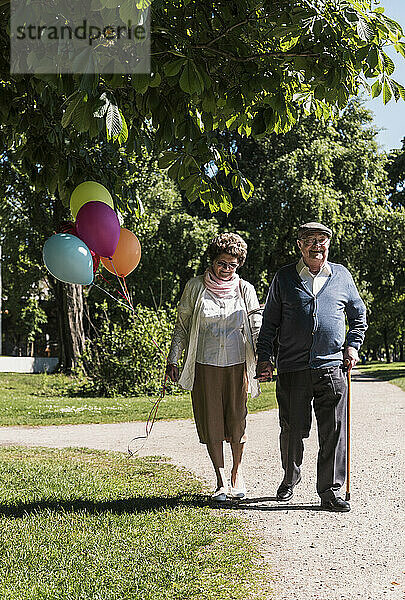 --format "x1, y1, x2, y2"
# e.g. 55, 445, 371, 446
0, 494, 325, 518
221, 498, 323, 512
0, 493, 209, 518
